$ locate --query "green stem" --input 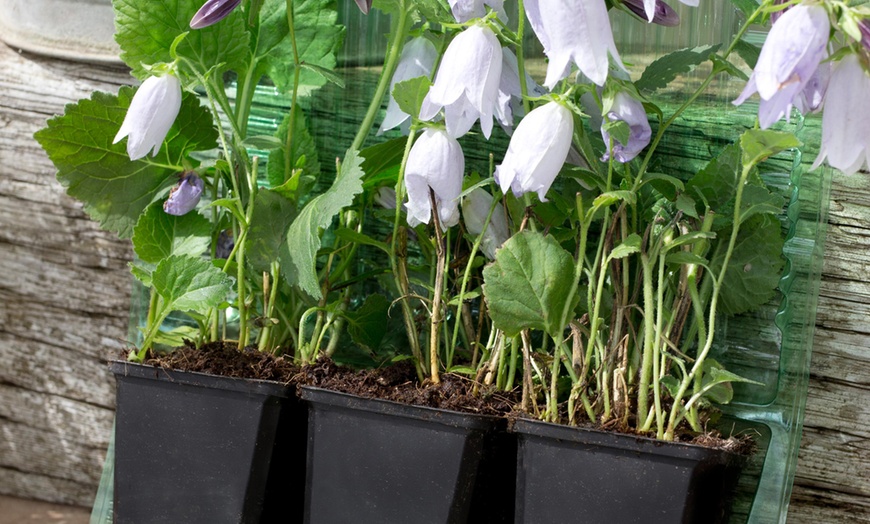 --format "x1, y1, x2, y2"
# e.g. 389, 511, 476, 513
283, 0, 302, 183
350, 1, 411, 151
